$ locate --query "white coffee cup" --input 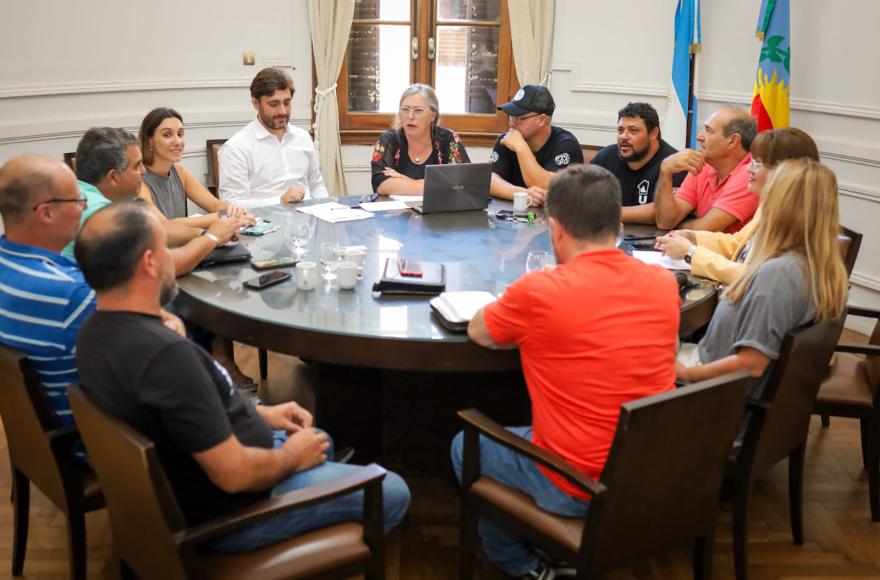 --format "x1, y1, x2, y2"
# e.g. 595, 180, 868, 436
513, 190, 529, 215
344, 248, 368, 279
295, 261, 318, 291
336, 261, 358, 290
